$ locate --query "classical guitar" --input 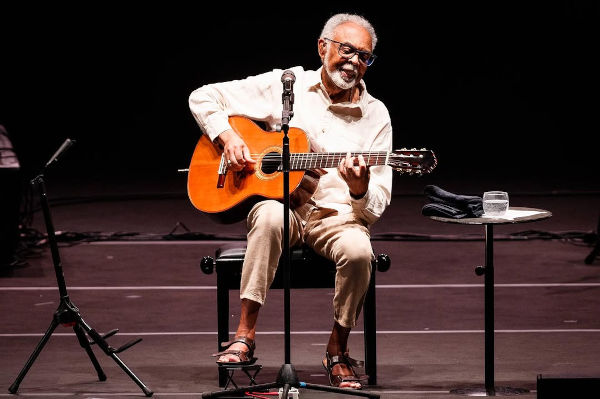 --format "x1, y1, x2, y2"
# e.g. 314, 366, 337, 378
187, 116, 437, 223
